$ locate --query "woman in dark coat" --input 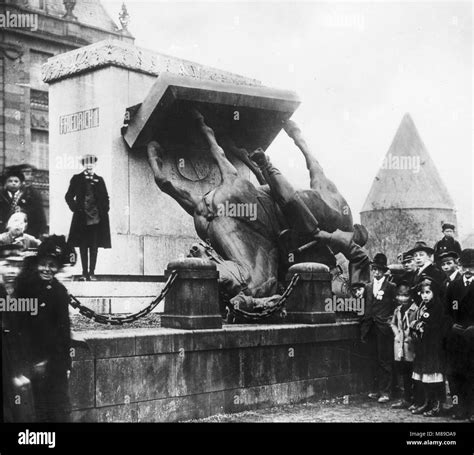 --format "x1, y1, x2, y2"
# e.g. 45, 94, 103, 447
410, 276, 447, 417
65, 154, 111, 280
12, 235, 75, 422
